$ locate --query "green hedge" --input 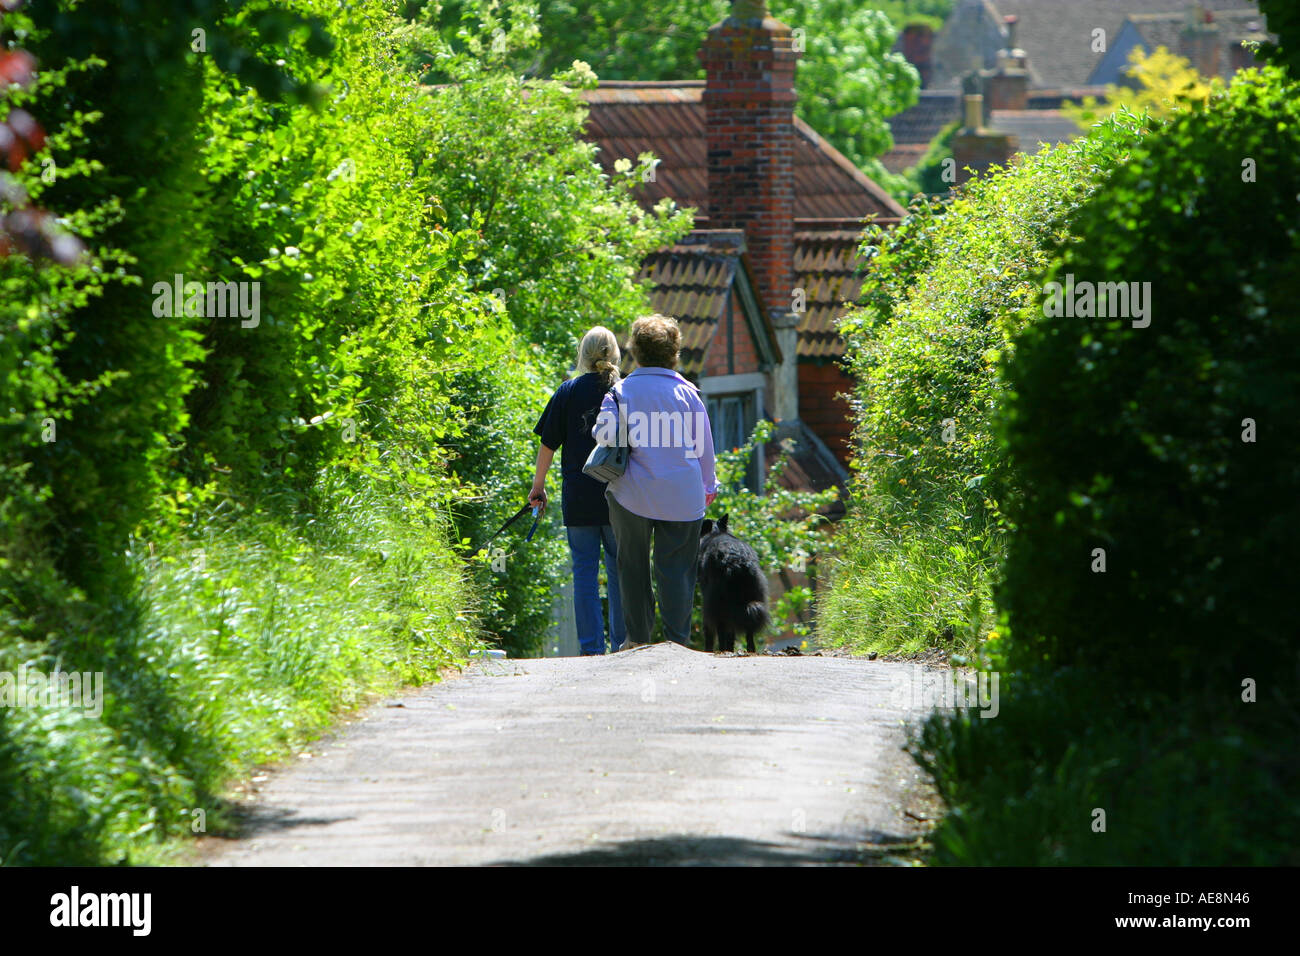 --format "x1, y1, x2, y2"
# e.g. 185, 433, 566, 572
0, 0, 492, 865
917, 66, 1300, 865
1002, 67, 1300, 699
822, 113, 1146, 656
